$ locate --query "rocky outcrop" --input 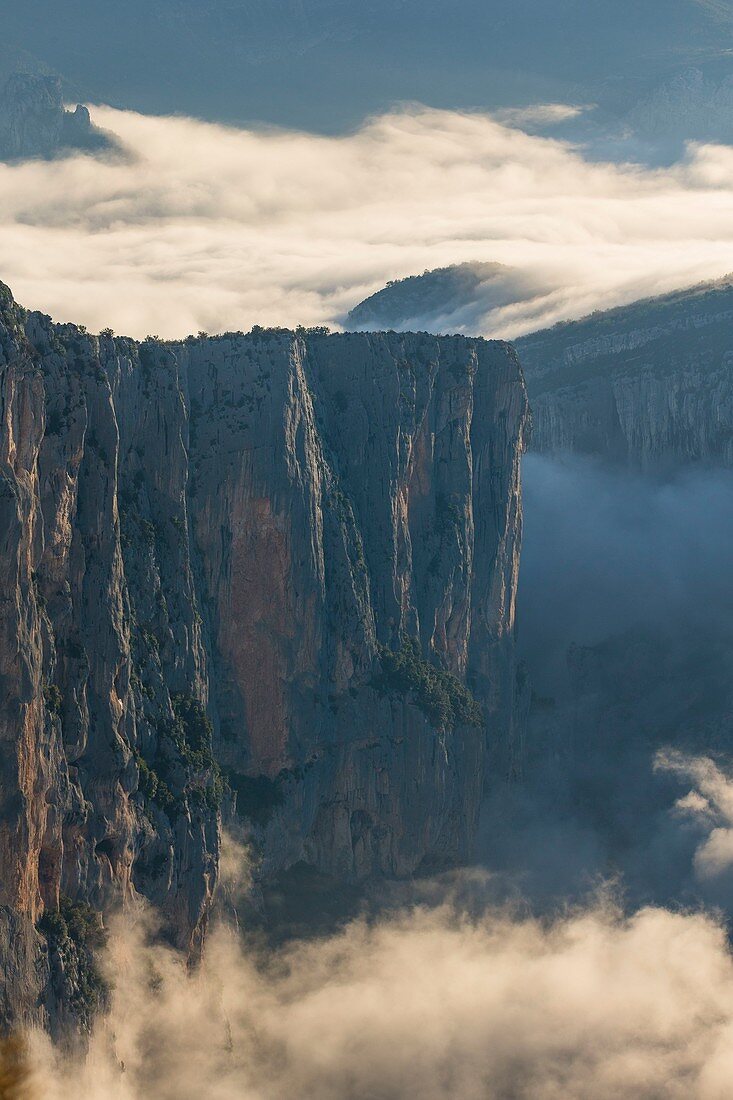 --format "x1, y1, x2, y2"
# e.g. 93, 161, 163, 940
0, 285, 529, 1031
348, 270, 733, 471
516, 278, 733, 470
0, 73, 106, 160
